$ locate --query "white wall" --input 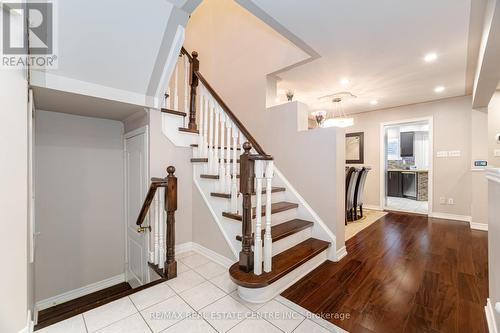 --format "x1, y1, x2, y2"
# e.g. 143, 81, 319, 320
35, 111, 125, 302
489, 92, 500, 167
0, 68, 29, 332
